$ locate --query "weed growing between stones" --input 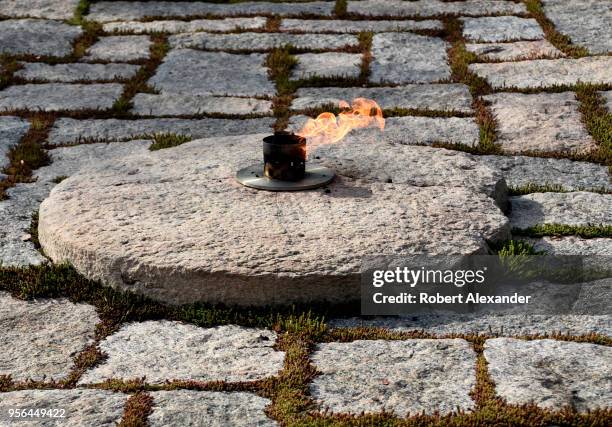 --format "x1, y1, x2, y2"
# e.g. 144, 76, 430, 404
523, 0, 589, 57
0, 54, 20, 90
266, 45, 298, 130
513, 224, 612, 239
334, 0, 348, 18
509, 182, 611, 196
357, 30, 373, 81
490, 239, 543, 256
148, 133, 192, 151
0, 114, 53, 200
112, 35, 169, 115
575, 84, 612, 171
119, 392, 153, 427
69, 0, 92, 26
